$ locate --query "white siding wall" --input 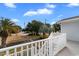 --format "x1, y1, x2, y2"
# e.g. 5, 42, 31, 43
61, 20, 79, 41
